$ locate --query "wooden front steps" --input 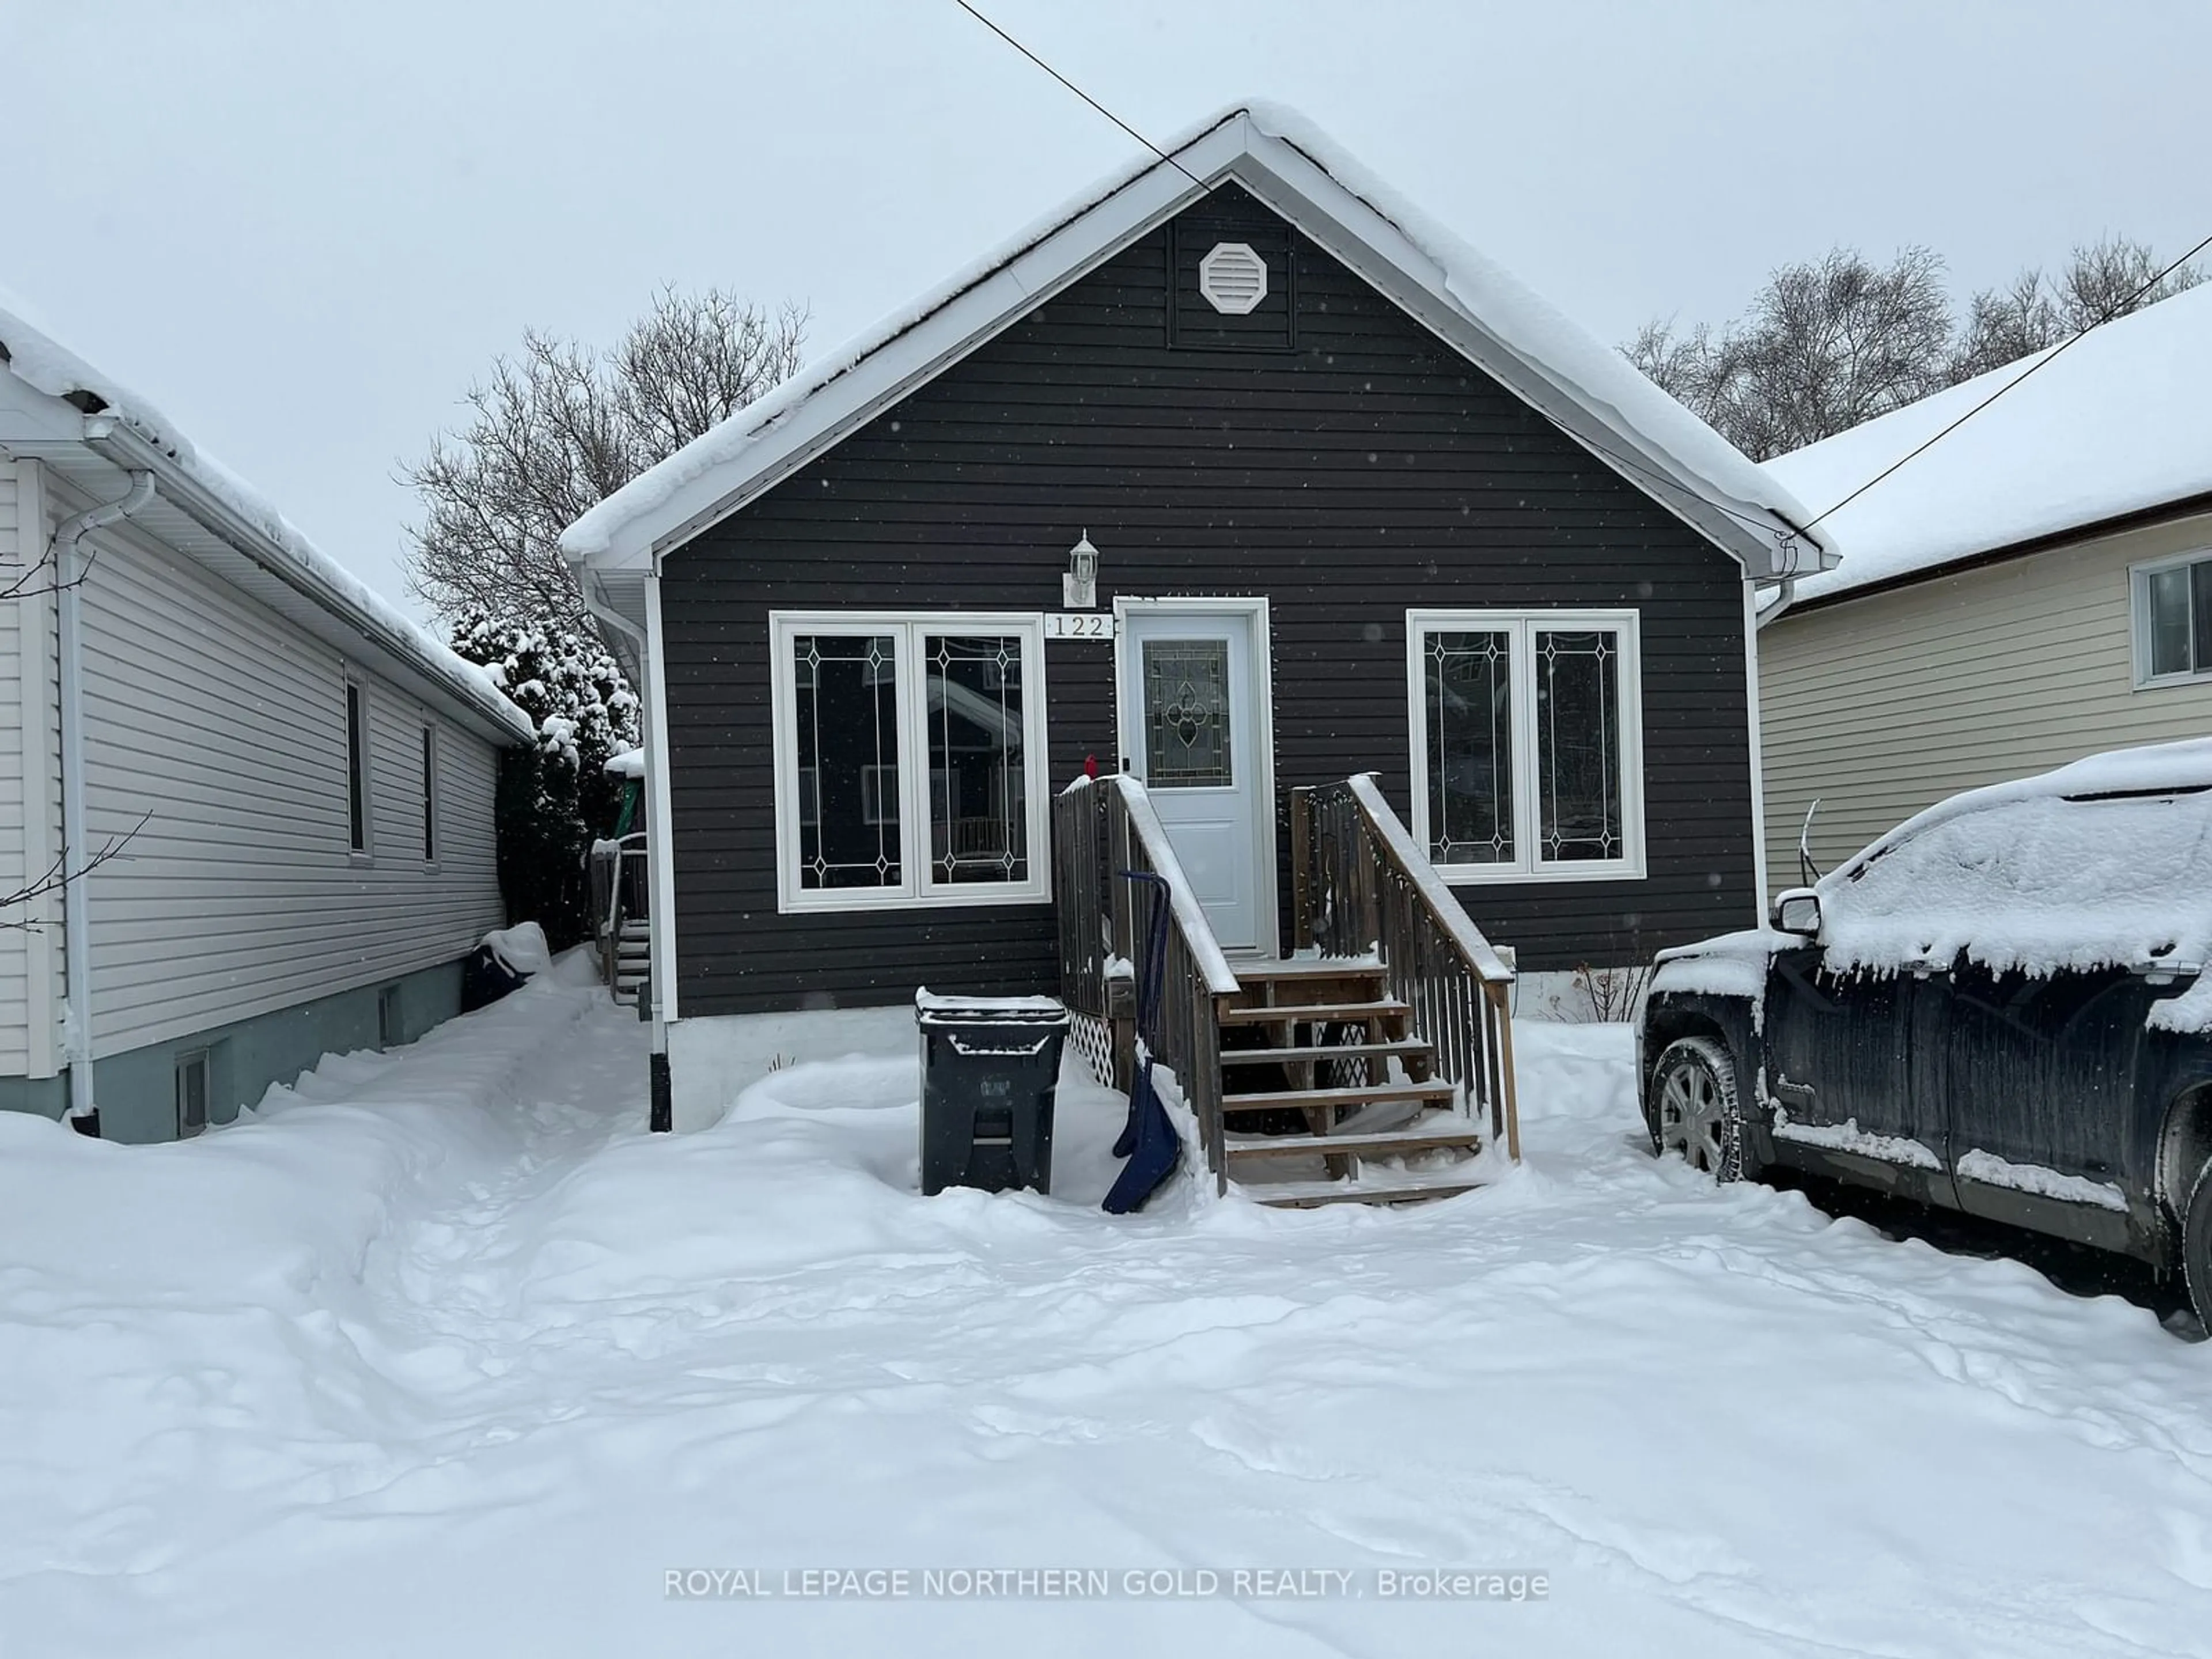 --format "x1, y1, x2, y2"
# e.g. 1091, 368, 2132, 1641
1221, 1038, 1431, 1067
1217, 999, 1412, 1027
1233, 1171, 1487, 1209
1221, 1080, 1456, 1117
1214, 959, 1487, 1208
1226, 1118, 1486, 1165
